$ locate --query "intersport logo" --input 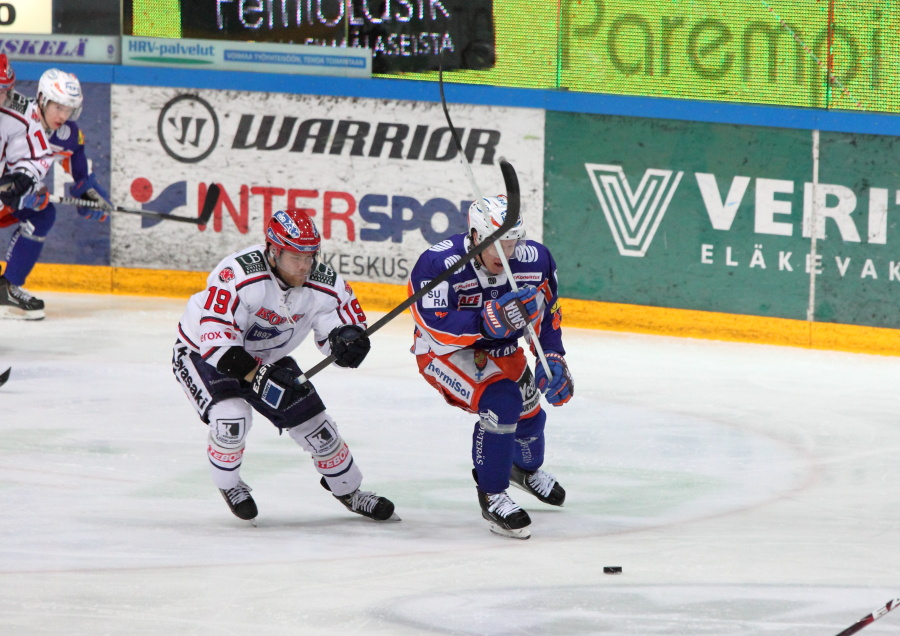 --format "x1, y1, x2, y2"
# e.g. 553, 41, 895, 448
586, 164, 683, 257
